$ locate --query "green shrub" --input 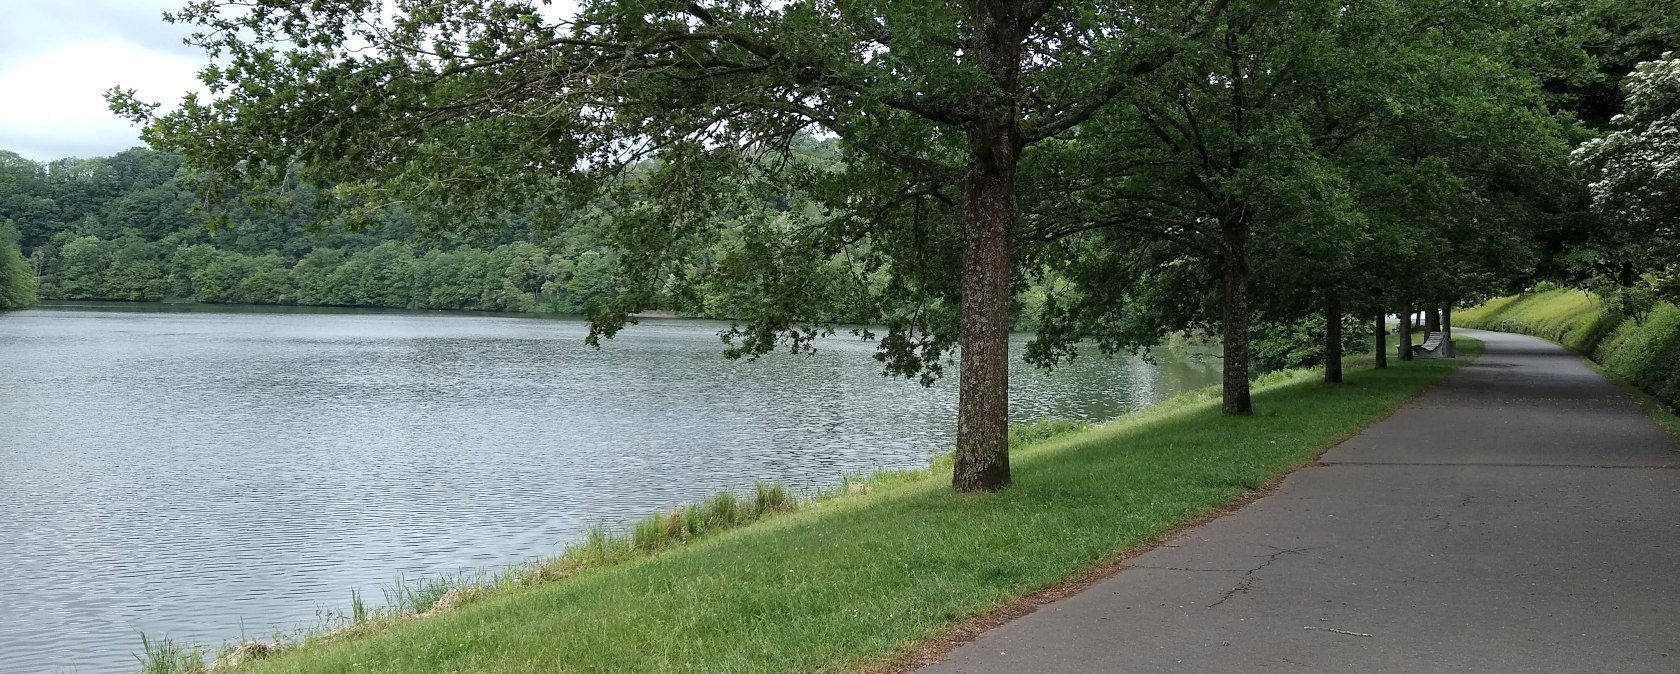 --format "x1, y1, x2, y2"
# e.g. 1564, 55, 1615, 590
1241, 314, 1370, 374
